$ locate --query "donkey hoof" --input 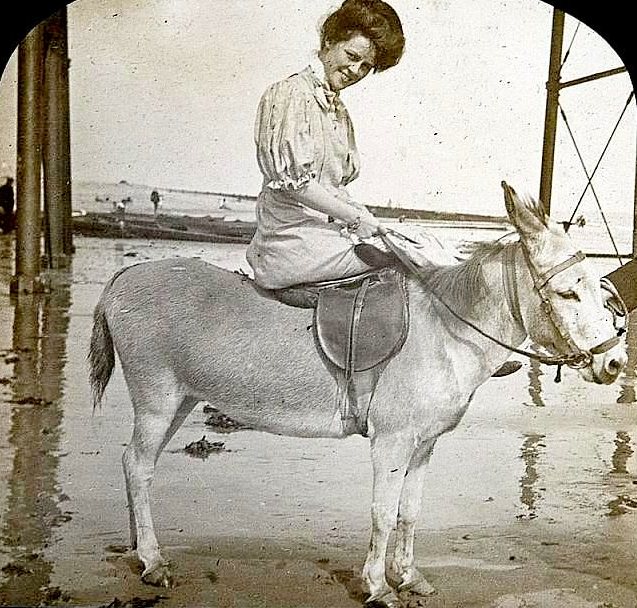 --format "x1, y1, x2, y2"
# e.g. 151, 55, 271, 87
366, 588, 404, 608
142, 562, 173, 588
397, 578, 436, 603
